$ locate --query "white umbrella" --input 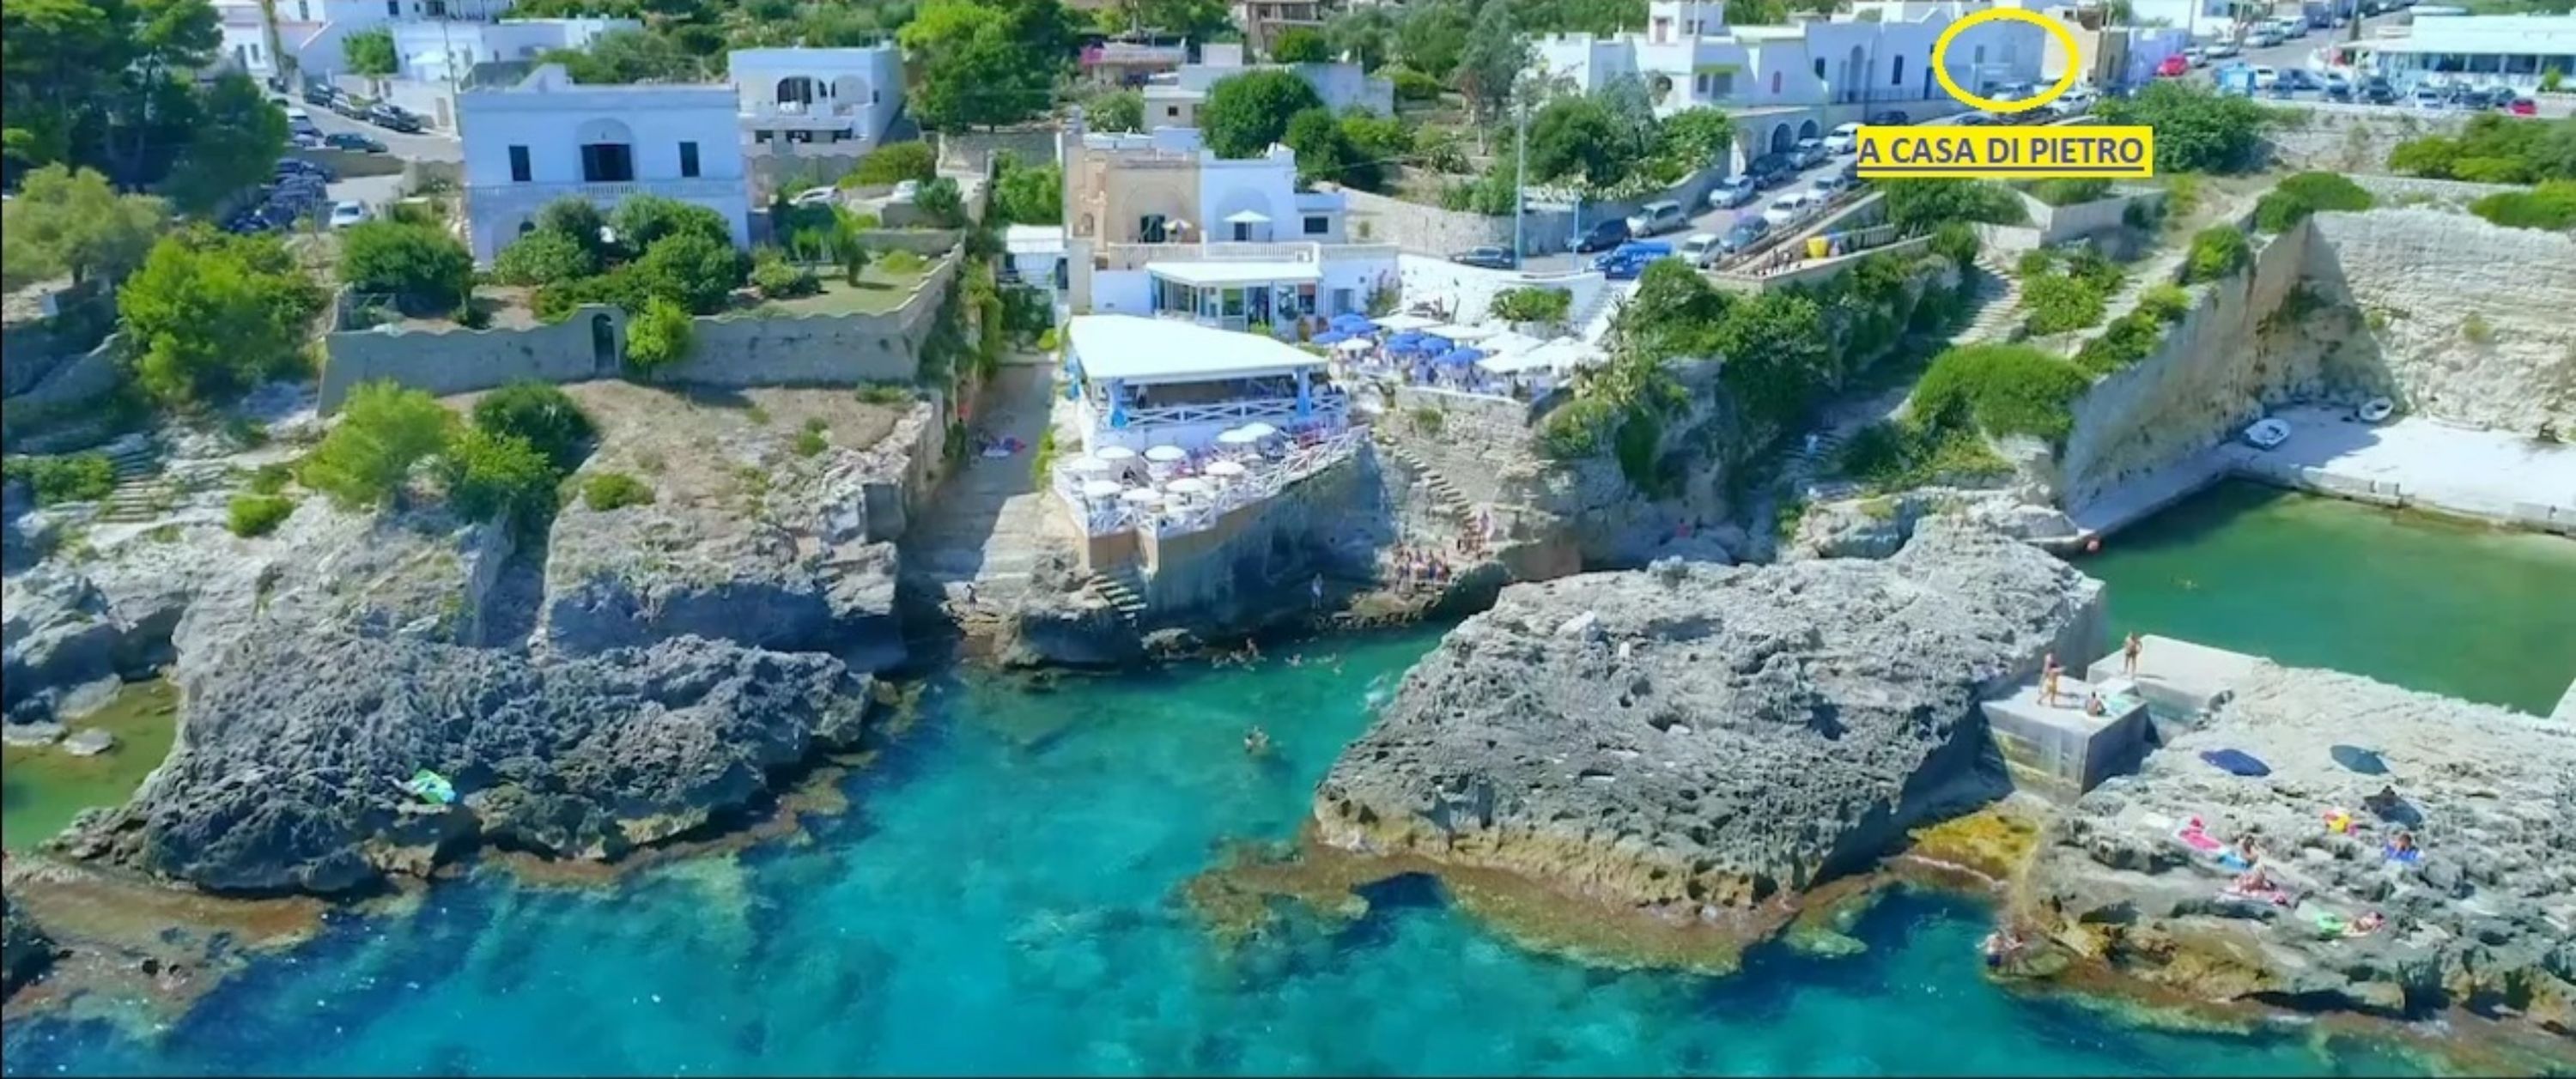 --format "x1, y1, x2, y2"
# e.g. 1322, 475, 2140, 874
1079, 480, 1124, 500
1216, 427, 1263, 446
1167, 476, 1212, 494
1065, 456, 1111, 476
1095, 446, 1139, 462
1237, 421, 1279, 440
1119, 488, 1164, 506
1376, 313, 1440, 331
1223, 209, 1271, 225
1440, 323, 1502, 341
1205, 459, 1247, 477
1334, 337, 1373, 354
1144, 445, 1188, 463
